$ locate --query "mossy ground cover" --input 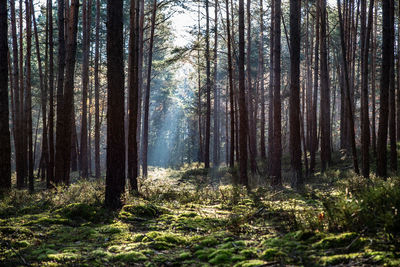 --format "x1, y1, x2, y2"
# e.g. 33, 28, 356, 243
1, 157, 399, 266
